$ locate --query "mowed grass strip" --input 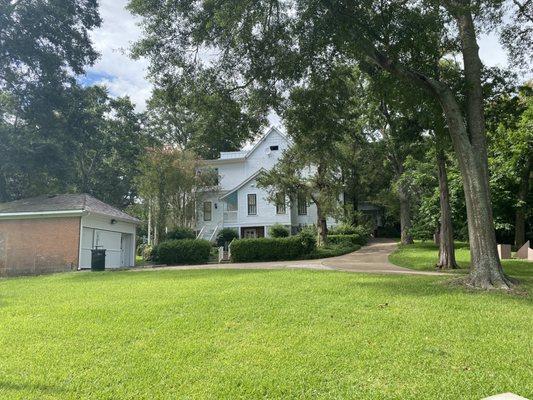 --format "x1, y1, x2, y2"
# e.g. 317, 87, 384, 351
389, 241, 533, 287
0, 267, 531, 399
